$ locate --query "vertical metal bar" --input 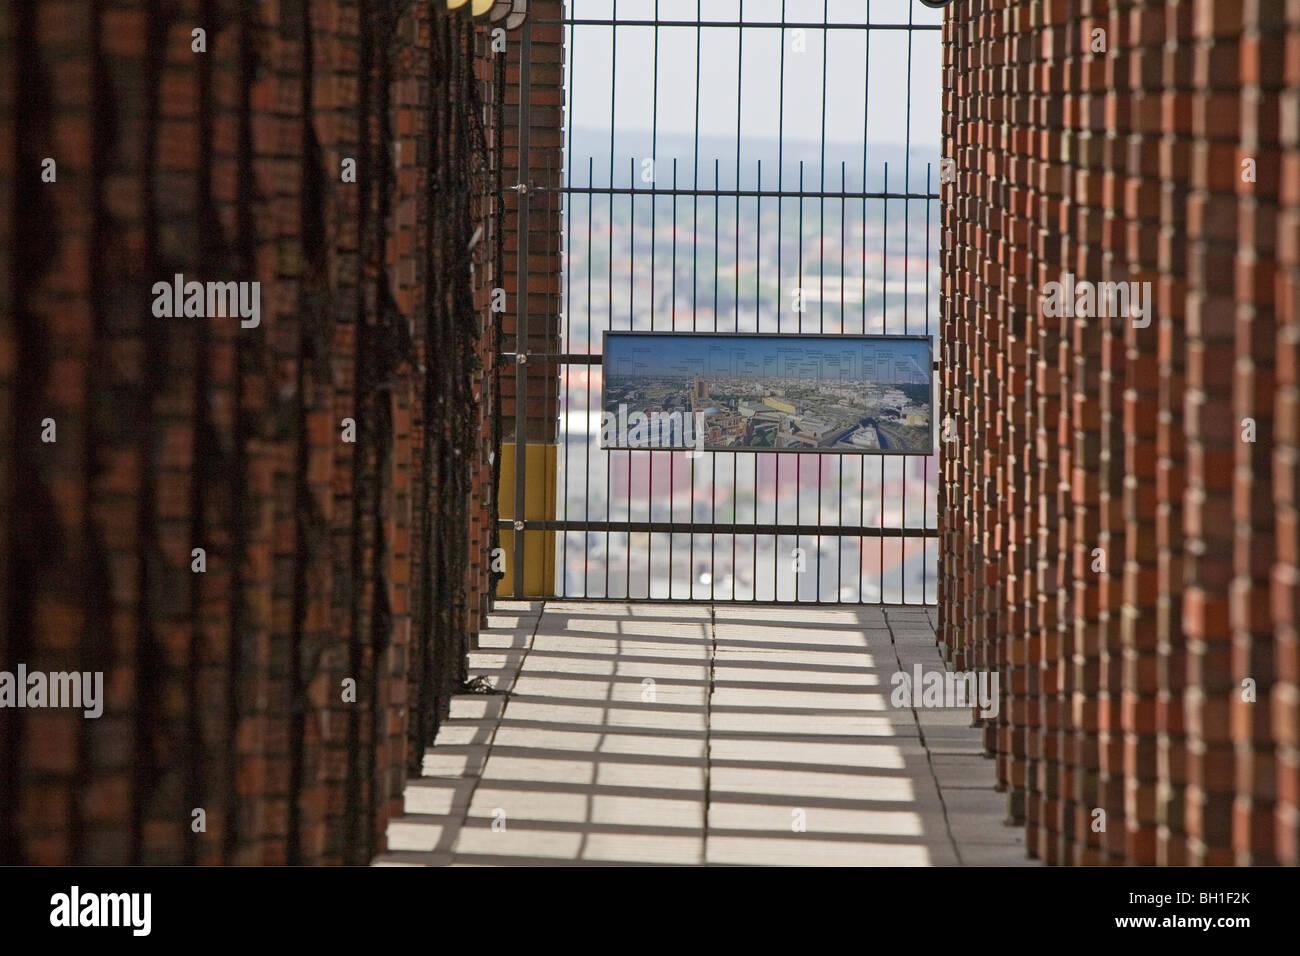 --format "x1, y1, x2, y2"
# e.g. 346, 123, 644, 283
730, 6, 742, 602
670, 157, 681, 595
838, 160, 846, 601
902, 0, 913, 604
604, 6, 616, 598
512, 16, 533, 598
710, 155, 719, 601
562, 11, 578, 598
627, 156, 634, 599
561, 15, 572, 596
584, 156, 594, 596
674, 157, 682, 593
754, 158, 761, 601
796, 159, 803, 601
545, 152, 557, 598
688, 0, 700, 598
818, 9, 828, 335
925, 161, 932, 604
648, 1, 659, 598
774, 0, 785, 605
816, 7, 827, 603
880, 160, 887, 601
859, 2, 869, 601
